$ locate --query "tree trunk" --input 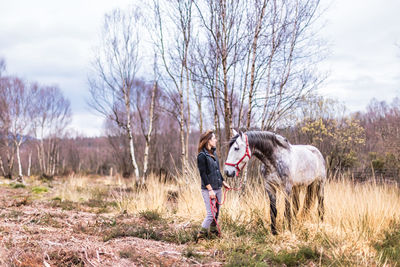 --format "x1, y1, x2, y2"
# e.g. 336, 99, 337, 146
27, 151, 32, 177
178, 55, 187, 175
6, 149, 14, 179
185, 63, 191, 164
238, 50, 251, 128
0, 156, 6, 177
220, 2, 232, 144
246, 0, 266, 129
179, 86, 186, 174
193, 83, 203, 134
36, 144, 43, 173
127, 122, 139, 180
213, 60, 221, 157
142, 81, 157, 184
15, 141, 23, 179
51, 148, 58, 176
123, 87, 140, 181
